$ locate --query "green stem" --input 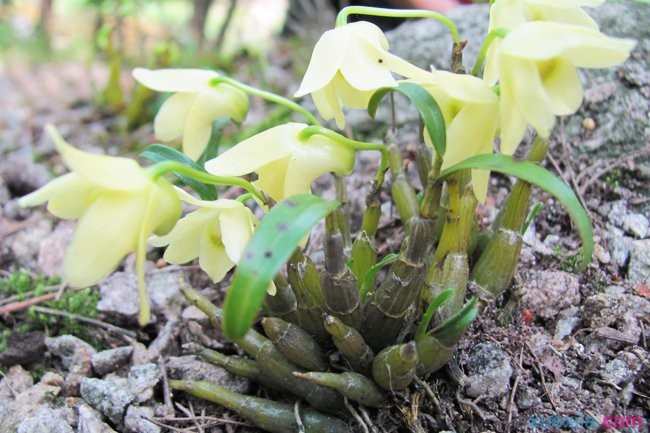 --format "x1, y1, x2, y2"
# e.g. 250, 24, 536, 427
471, 27, 508, 77
148, 161, 266, 204
210, 76, 320, 126
236, 192, 254, 203
298, 126, 386, 154
335, 6, 459, 43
